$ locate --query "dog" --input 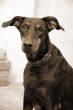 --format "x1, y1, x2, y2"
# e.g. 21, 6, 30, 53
2, 16, 73, 110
